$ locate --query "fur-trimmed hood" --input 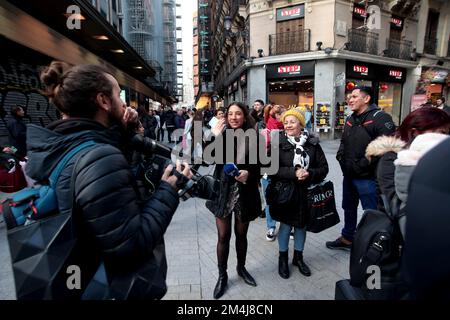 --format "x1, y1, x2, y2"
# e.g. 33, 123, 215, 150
395, 133, 449, 166
365, 135, 406, 161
